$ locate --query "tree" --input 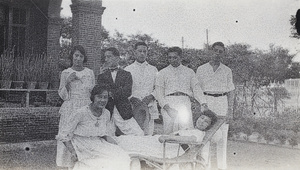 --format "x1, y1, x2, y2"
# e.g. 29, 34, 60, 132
289, 135, 298, 148
267, 86, 290, 114
290, 14, 300, 39
103, 31, 168, 70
